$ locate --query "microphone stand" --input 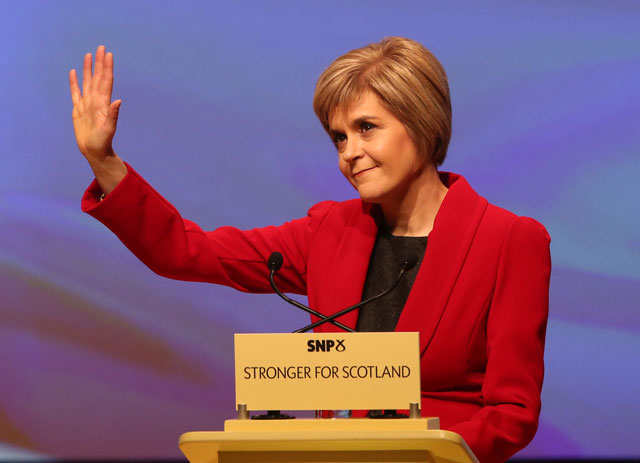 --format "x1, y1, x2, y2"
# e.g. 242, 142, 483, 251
294, 261, 413, 333
269, 270, 354, 333
260, 253, 415, 421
